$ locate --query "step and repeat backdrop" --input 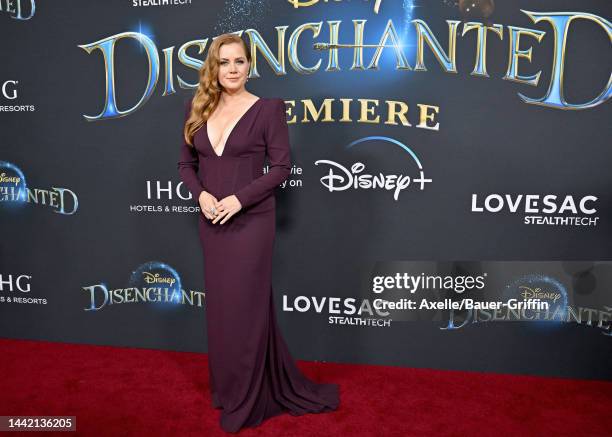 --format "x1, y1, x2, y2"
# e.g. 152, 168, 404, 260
1, 0, 611, 380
